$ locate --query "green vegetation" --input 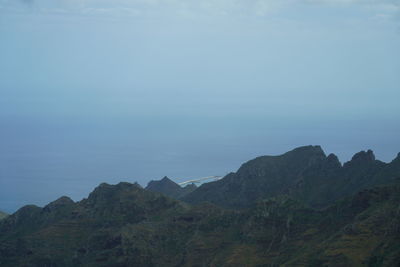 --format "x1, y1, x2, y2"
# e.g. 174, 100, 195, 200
1, 146, 399, 266
0, 211, 8, 220
183, 146, 400, 209
1, 182, 400, 266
